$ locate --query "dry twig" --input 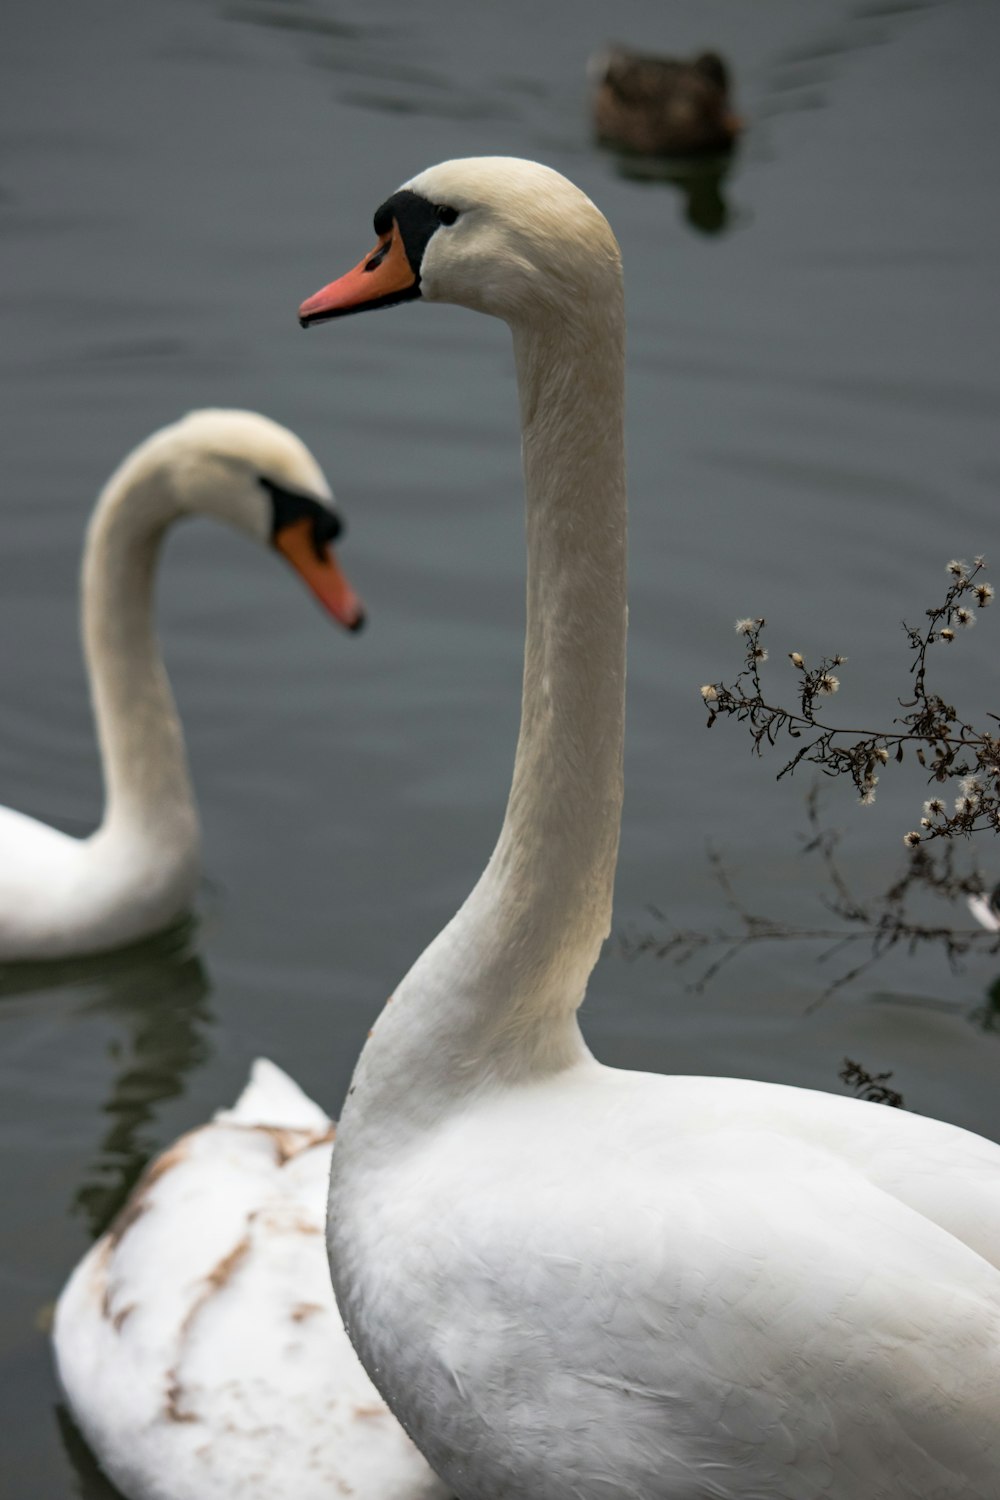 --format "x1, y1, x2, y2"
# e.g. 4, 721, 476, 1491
700, 559, 999, 849
620, 787, 1000, 1006
839, 1057, 906, 1109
